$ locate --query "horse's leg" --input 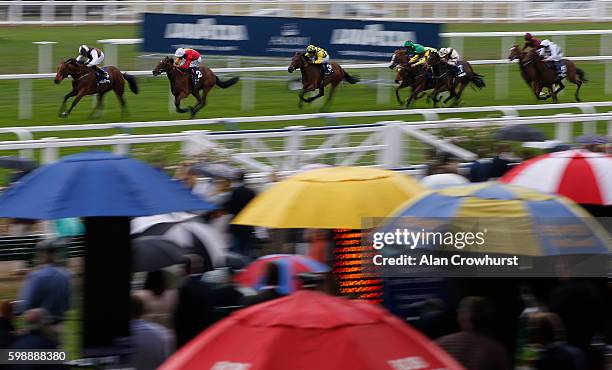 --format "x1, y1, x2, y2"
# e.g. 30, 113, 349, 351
60, 90, 87, 118
190, 84, 211, 117
305, 84, 325, 103
174, 92, 190, 113
321, 82, 338, 112
88, 92, 106, 119
58, 90, 77, 117
406, 83, 424, 108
